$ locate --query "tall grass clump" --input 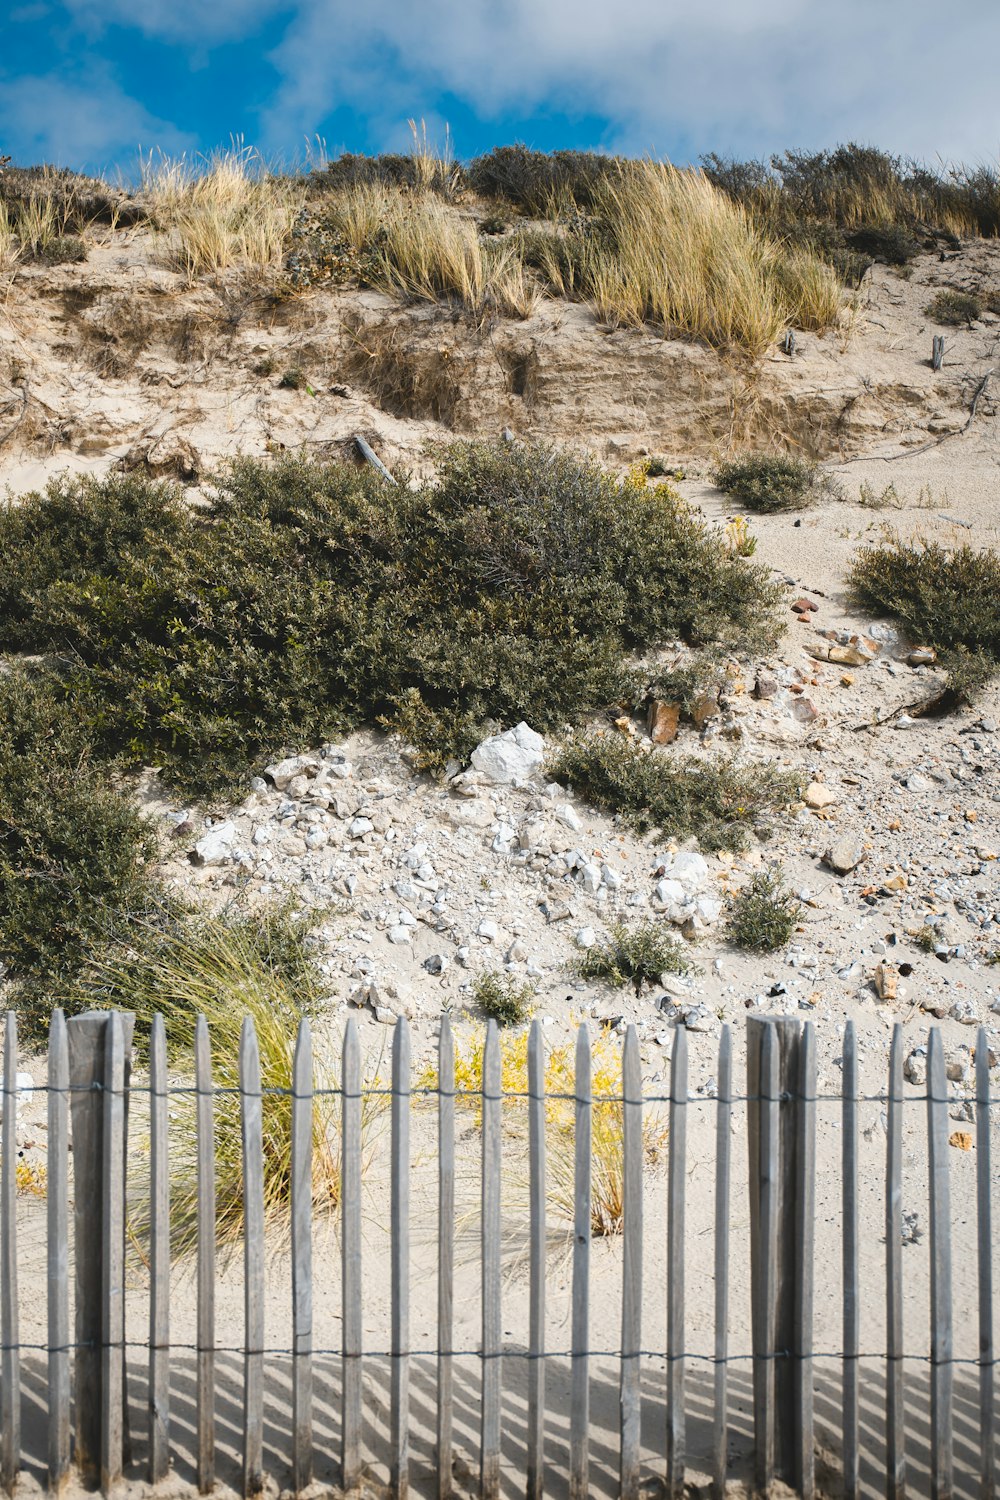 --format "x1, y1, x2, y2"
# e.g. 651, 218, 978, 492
0, 444, 781, 794
576, 162, 841, 356
849, 535, 1000, 699
420, 1026, 667, 1237
141, 144, 301, 277
94, 909, 345, 1250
